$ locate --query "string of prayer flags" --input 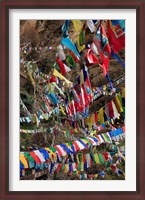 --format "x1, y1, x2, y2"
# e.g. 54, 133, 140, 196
20, 128, 47, 134
20, 90, 124, 126
93, 76, 125, 101
20, 125, 125, 167
20, 45, 59, 52
20, 161, 124, 179
106, 73, 114, 90
20, 134, 125, 178
111, 50, 125, 67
